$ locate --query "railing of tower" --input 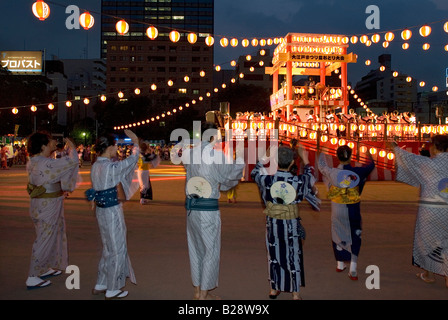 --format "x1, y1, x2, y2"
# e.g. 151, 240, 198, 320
224, 116, 448, 172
